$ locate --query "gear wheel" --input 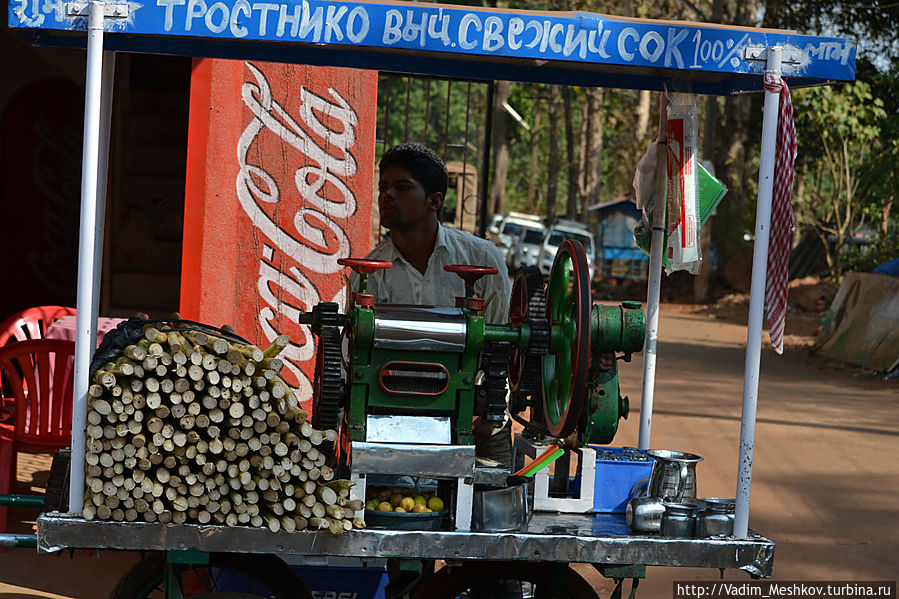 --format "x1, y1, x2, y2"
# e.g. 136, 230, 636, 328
476, 342, 510, 428
311, 304, 344, 455
508, 266, 549, 413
